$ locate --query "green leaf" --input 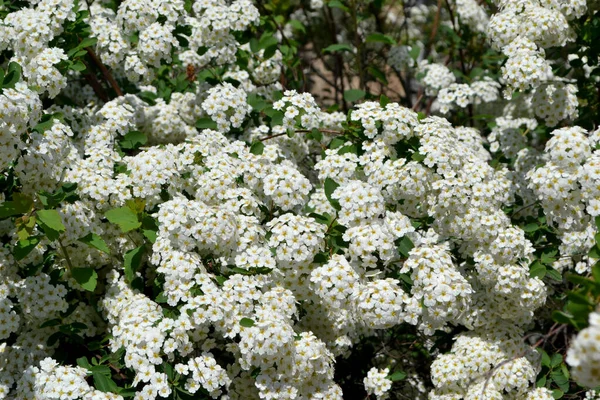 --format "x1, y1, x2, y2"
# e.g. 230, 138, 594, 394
36, 209, 65, 232
397, 236, 414, 258
105, 207, 141, 232
124, 246, 145, 283
0, 193, 34, 219
387, 371, 407, 381
240, 318, 255, 327
13, 237, 41, 260
70, 60, 87, 72
551, 389, 563, 399
539, 349, 551, 367
590, 244, 600, 260
71, 267, 98, 292
288, 19, 306, 33
76, 356, 93, 370
119, 130, 147, 150
323, 43, 353, 54
411, 152, 426, 162
78, 233, 110, 254
93, 371, 118, 393
529, 261, 546, 279
343, 89, 366, 103
545, 268, 562, 282
79, 37, 98, 49
365, 33, 396, 45
523, 223, 539, 232
2, 62, 22, 89
36, 209, 65, 241
550, 353, 563, 368
196, 117, 218, 130
323, 178, 341, 211
541, 250, 557, 265
552, 310, 573, 325
250, 141, 265, 155
328, 0, 350, 12
409, 45, 421, 61
550, 370, 569, 392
